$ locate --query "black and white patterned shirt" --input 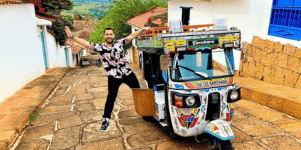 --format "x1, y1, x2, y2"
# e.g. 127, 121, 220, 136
89, 37, 132, 79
